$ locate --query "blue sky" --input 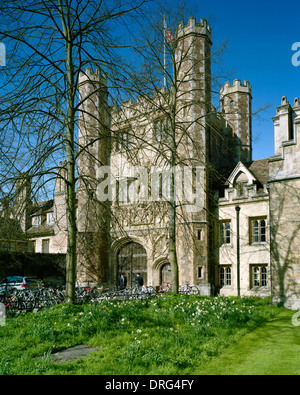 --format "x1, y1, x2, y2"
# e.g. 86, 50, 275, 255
178, 0, 300, 160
